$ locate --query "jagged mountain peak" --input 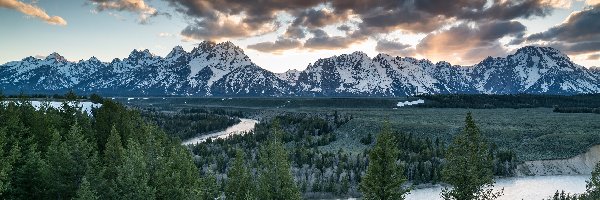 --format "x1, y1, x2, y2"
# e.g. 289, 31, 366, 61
515, 46, 562, 55
21, 56, 40, 62
190, 41, 247, 58
45, 52, 67, 62
128, 49, 154, 60
166, 46, 188, 59
513, 46, 570, 62
87, 56, 101, 62
0, 42, 598, 96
